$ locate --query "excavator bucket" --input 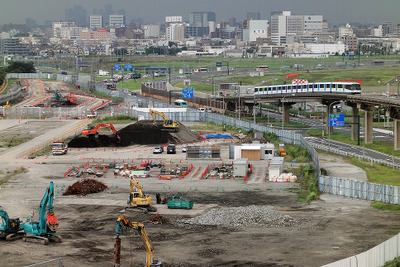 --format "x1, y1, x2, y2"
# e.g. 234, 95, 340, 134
46, 213, 59, 232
